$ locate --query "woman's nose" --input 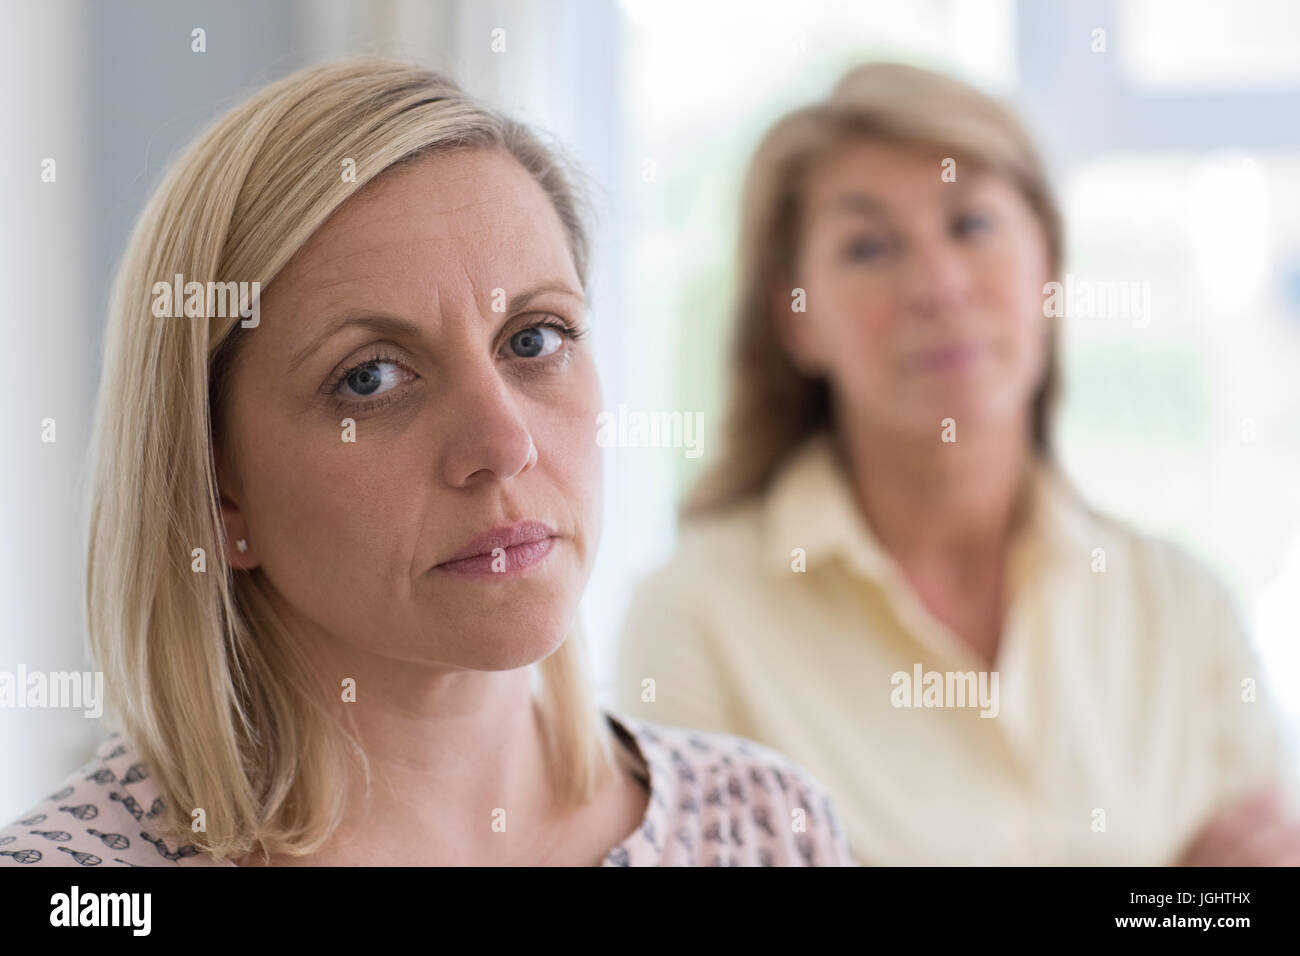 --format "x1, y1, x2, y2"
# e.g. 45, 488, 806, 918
900, 237, 973, 319
437, 366, 536, 488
